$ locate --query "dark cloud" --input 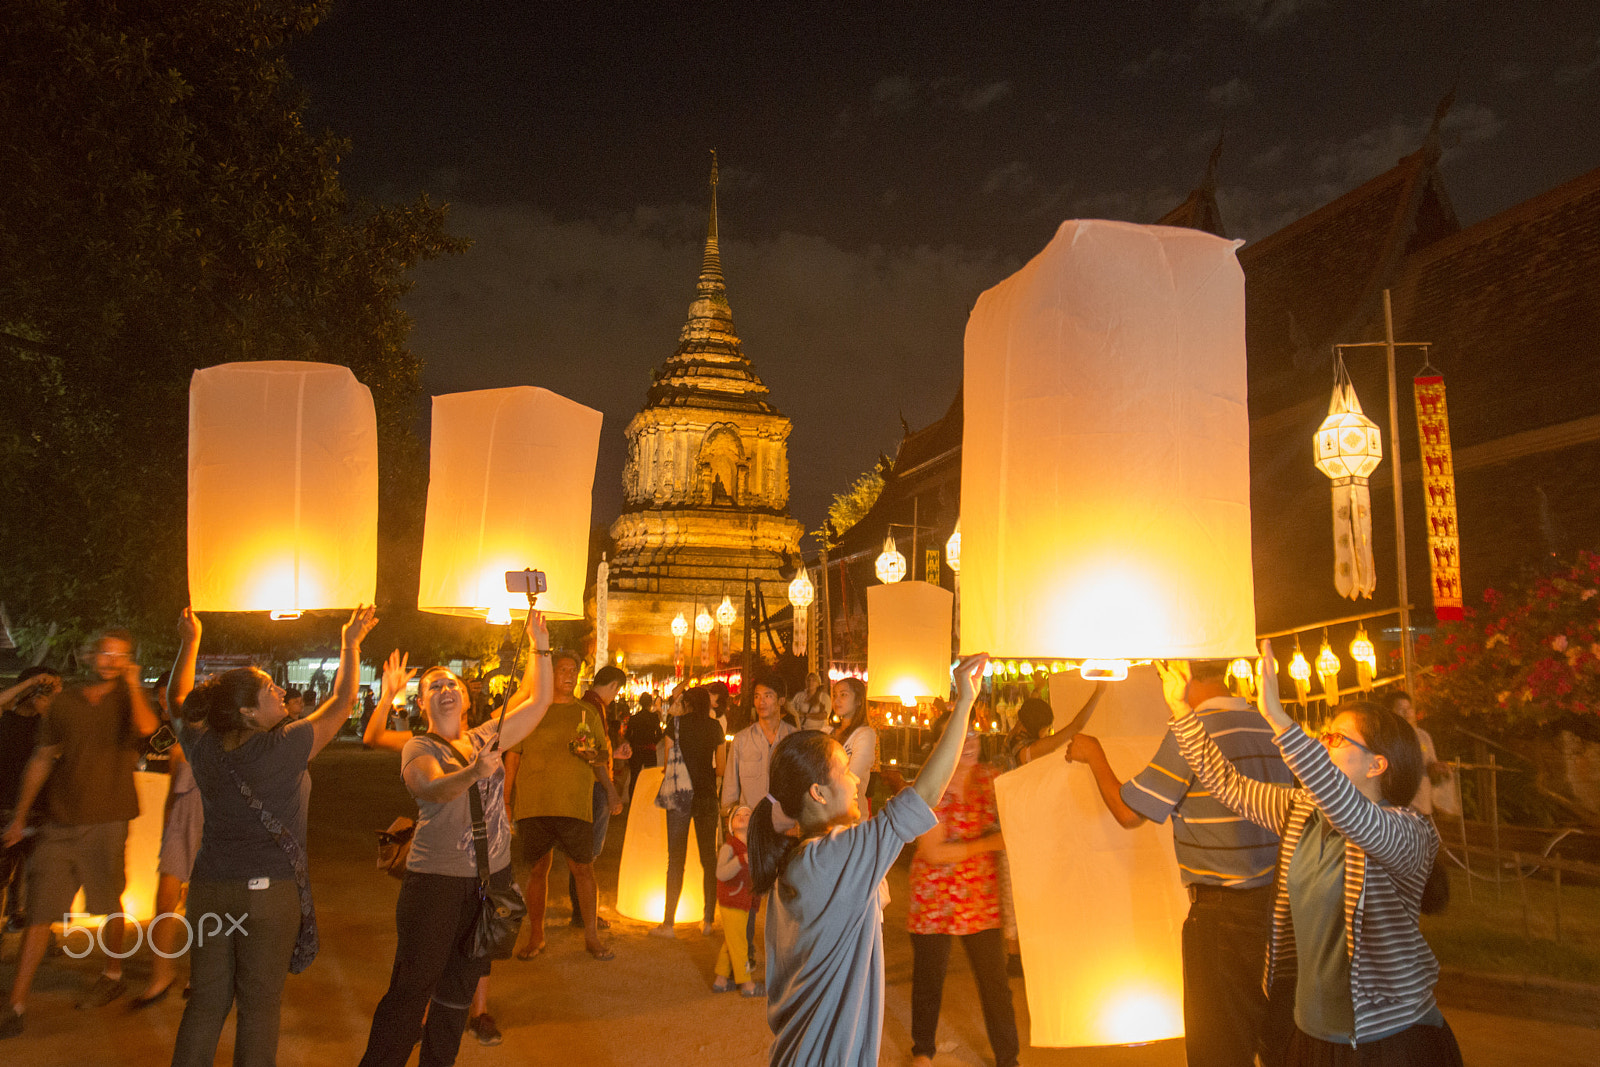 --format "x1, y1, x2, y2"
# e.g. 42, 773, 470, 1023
1192, 0, 1327, 33
1207, 77, 1256, 110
